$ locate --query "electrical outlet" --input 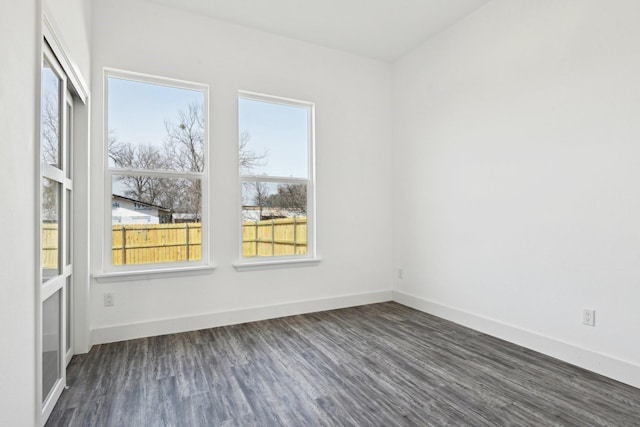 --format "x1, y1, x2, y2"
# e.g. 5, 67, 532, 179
582, 308, 595, 326
398, 268, 404, 279
104, 293, 115, 307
